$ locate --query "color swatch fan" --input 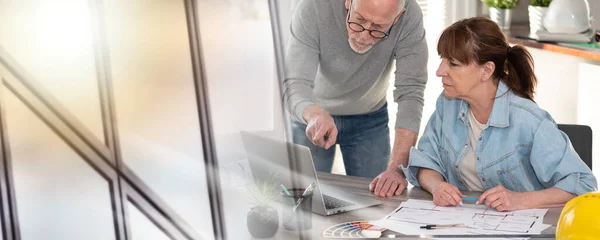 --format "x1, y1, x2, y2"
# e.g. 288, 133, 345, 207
323, 221, 385, 238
